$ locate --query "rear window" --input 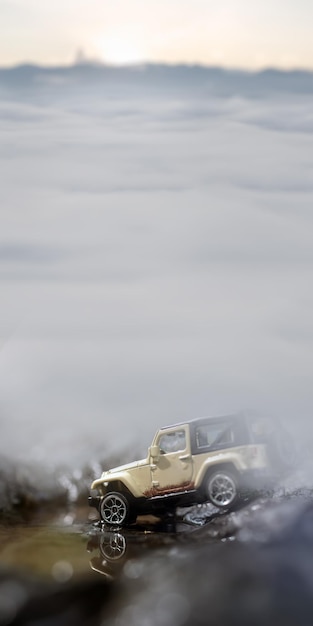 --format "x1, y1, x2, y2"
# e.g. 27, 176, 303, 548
195, 421, 235, 450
